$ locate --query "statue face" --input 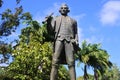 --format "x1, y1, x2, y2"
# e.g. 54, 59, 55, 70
60, 5, 69, 15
